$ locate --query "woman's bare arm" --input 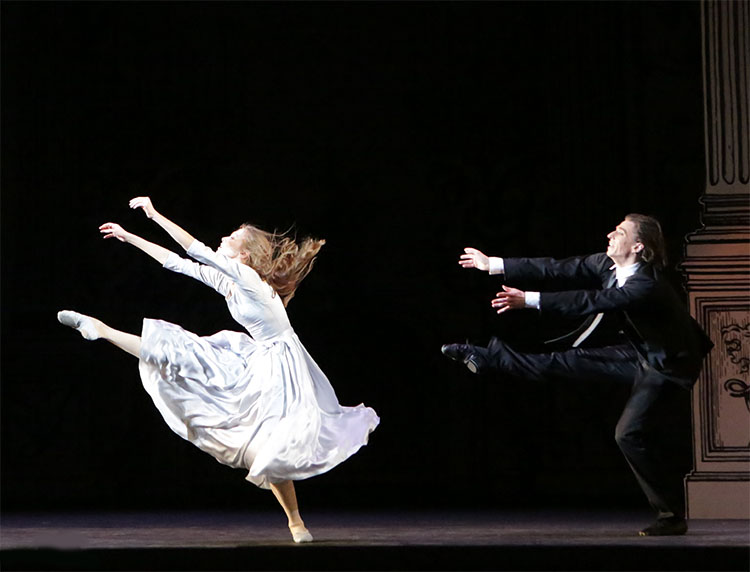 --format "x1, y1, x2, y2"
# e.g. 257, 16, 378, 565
129, 196, 196, 251
100, 222, 172, 265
